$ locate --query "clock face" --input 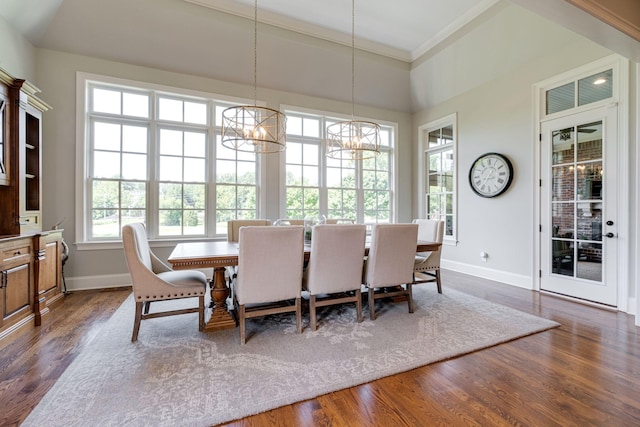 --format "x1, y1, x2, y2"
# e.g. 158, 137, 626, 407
469, 153, 513, 198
